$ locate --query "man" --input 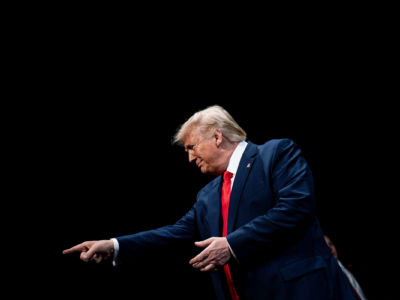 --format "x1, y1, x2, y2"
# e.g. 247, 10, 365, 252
64, 105, 357, 299
324, 235, 368, 300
